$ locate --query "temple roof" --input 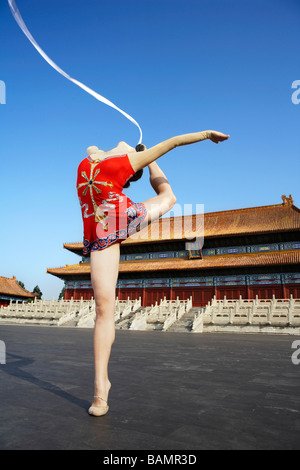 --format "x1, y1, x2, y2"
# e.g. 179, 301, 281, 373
63, 198, 300, 254
0, 275, 36, 298
47, 249, 300, 278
